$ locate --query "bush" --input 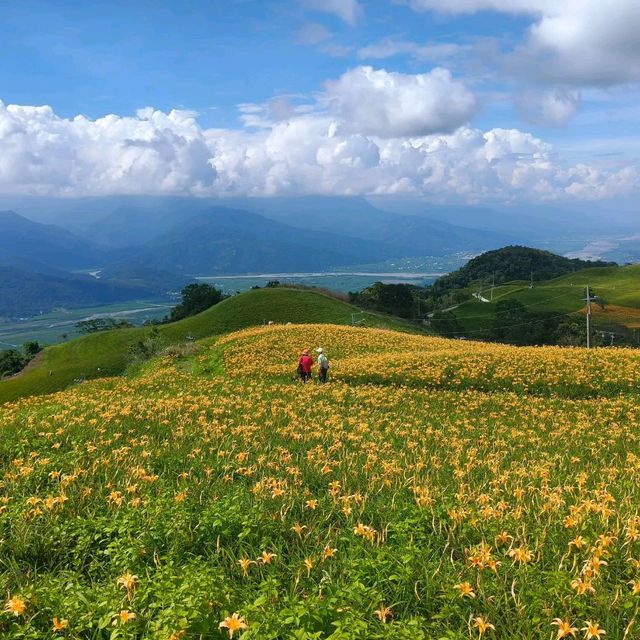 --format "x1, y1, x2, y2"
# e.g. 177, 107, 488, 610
128, 327, 163, 363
